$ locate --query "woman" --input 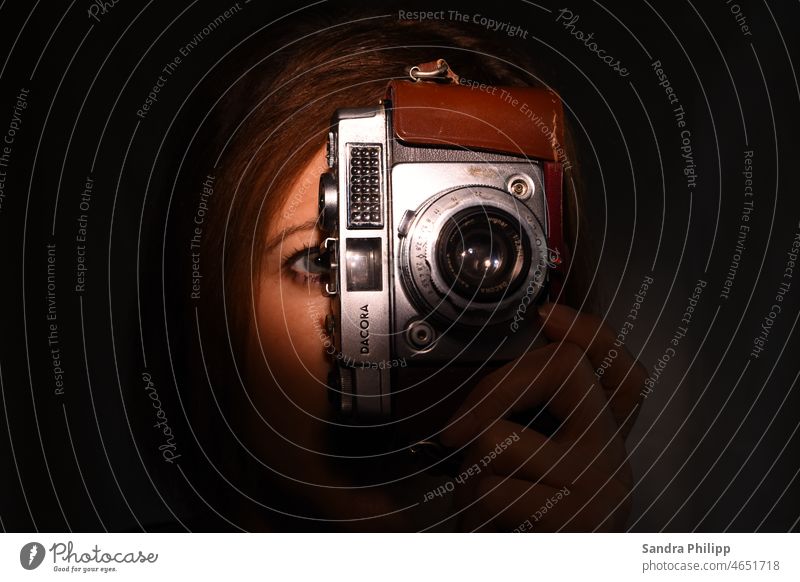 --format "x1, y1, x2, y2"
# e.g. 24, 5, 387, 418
159, 12, 646, 531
